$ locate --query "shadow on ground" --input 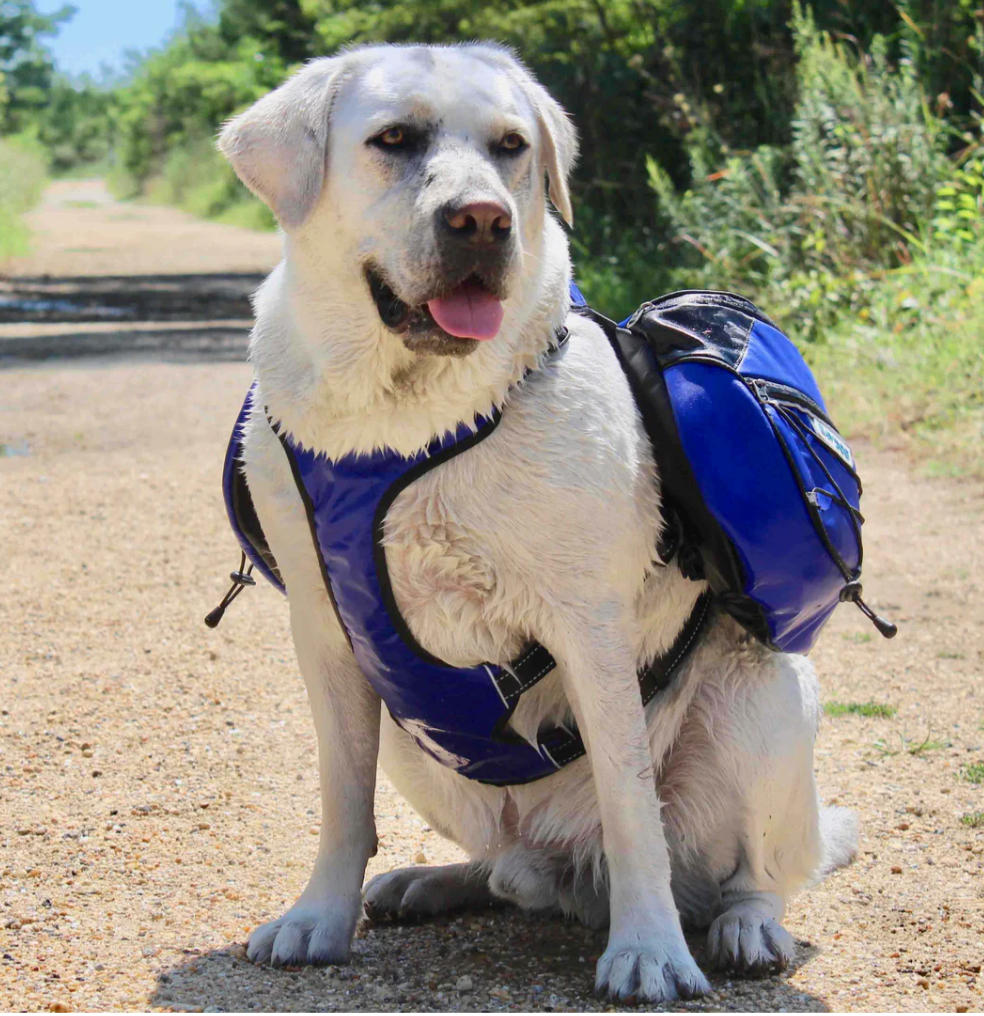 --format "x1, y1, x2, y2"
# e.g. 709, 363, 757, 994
150, 909, 827, 1013
0, 325, 253, 365
0, 273, 263, 365
0, 274, 264, 324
